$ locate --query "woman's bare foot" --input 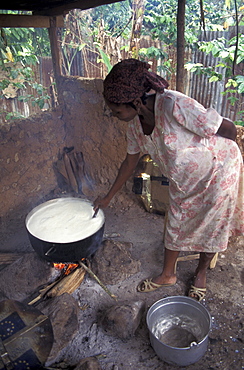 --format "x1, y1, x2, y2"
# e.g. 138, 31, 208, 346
152, 273, 177, 286
137, 274, 177, 292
